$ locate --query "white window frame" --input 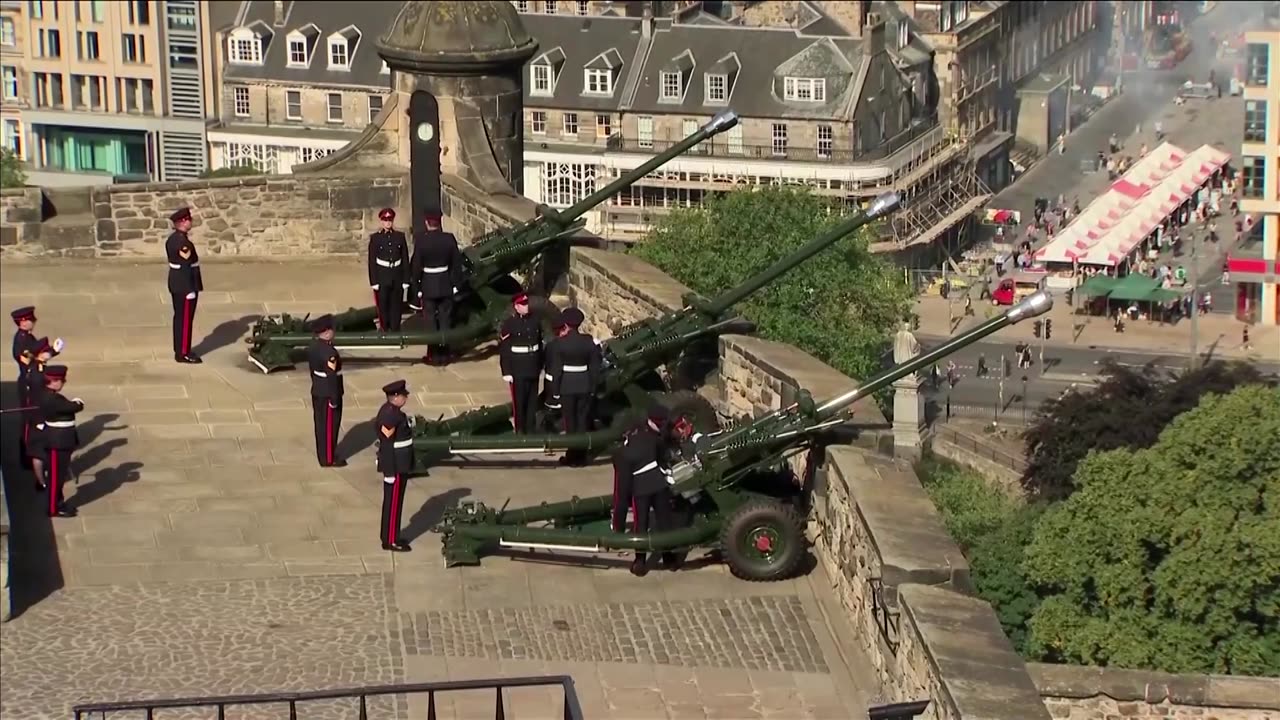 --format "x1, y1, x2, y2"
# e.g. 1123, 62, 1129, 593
326, 92, 343, 123
816, 124, 833, 159
0, 18, 14, 46
562, 111, 578, 136
515, 0, 529, 11
530, 110, 547, 135
584, 68, 612, 95
285, 89, 302, 120
898, 22, 909, 49
660, 71, 682, 101
726, 123, 744, 154
705, 74, 727, 103
531, 64, 553, 96
771, 123, 788, 157
287, 36, 308, 67
577, 0, 589, 15
228, 28, 262, 65
328, 37, 350, 70
784, 77, 826, 102
368, 94, 383, 124
595, 113, 612, 138
233, 86, 250, 117
380, 60, 389, 74
1, 66, 17, 100
543, 0, 557, 13
2, 118, 21, 159
637, 115, 654, 149
681, 118, 697, 139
